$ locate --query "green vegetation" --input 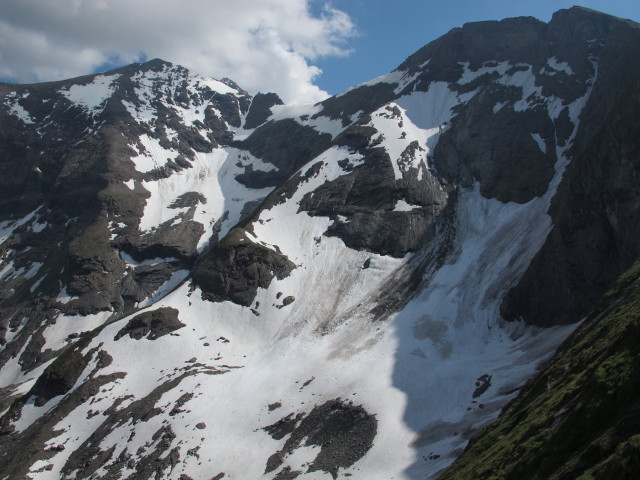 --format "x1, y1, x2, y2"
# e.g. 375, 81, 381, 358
439, 260, 640, 480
